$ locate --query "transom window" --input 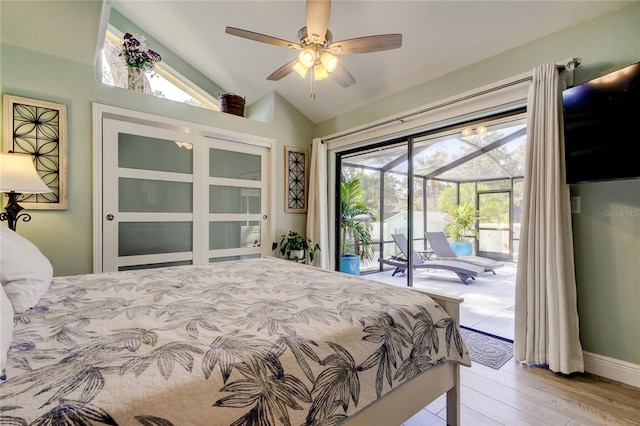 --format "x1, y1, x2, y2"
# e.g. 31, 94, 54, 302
101, 27, 219, 111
